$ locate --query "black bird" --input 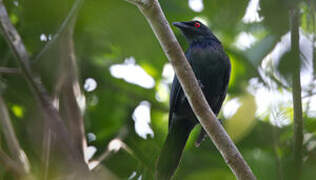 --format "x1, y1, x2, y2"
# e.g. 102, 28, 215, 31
156, 21, 231, 180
